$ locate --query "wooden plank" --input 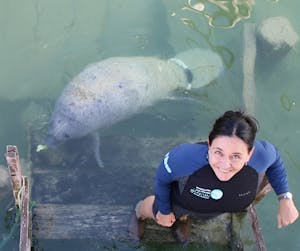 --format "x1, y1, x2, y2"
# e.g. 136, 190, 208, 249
33, 204, 131, 240
243, 22, 256, 115
32, 203, 258, 249
250, 177, 270, 251
5, 145, 32, 251
248, 205, 267, 251
19, 177, 32, 251
5, 145, 23, 206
